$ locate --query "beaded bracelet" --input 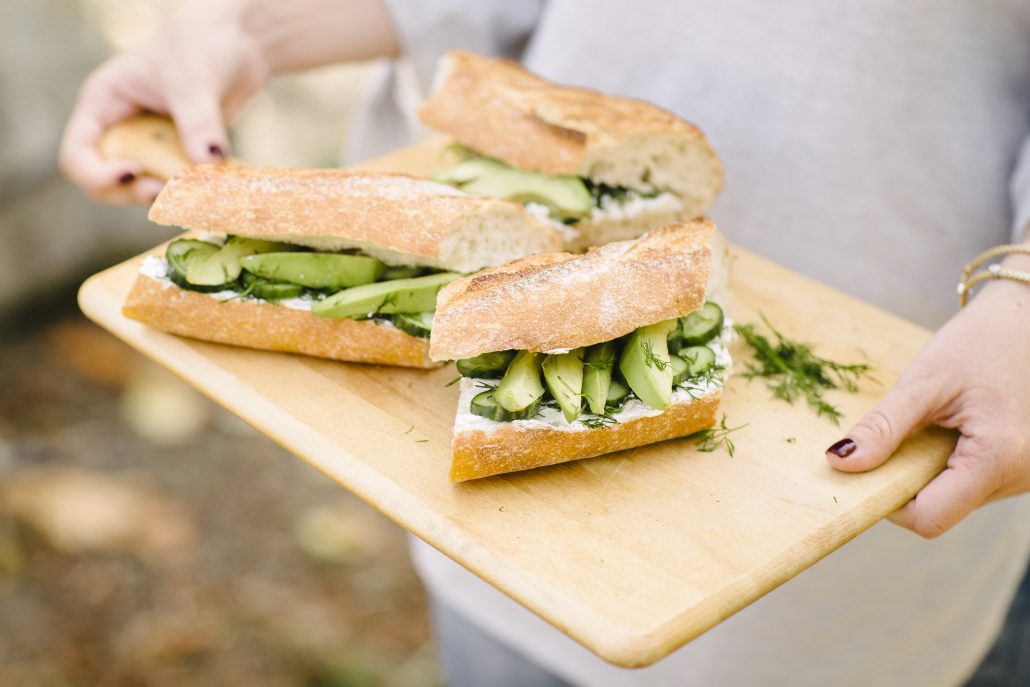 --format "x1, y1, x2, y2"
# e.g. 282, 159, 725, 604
958, 244, 1030, 307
